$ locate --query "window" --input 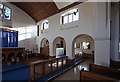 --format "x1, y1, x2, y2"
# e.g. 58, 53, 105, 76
0, 3, 3, 8
68, 14, 72, 23
61, 8, 79, 24
81, 42, 90, 49
63, 15, 68, 24
74, 43, 77, 48
0, 3, 11, 20
4, 6, 11, 20
18, 28, 25, 34
37, 25, 39, 36
19, 34, 25, 41
10, 26, 33, 41
17, 27, 26, 41
41, 20, 49, 30
0, 3, 3, 18
26, 33, 31, 39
